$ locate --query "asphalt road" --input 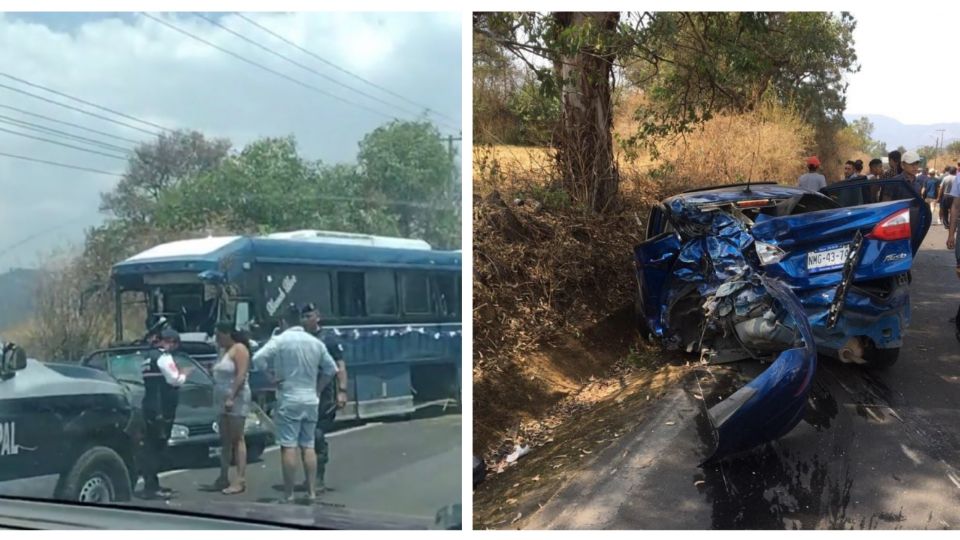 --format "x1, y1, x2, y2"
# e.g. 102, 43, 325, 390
524, 223, 960, 530
131, 413, 461, 524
